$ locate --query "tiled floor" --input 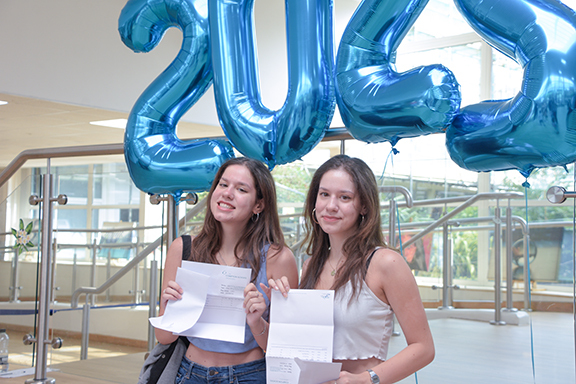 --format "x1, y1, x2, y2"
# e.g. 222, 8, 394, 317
1, 310, 574, 384
5, 333, 145, 370
393, 311, 575, 384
